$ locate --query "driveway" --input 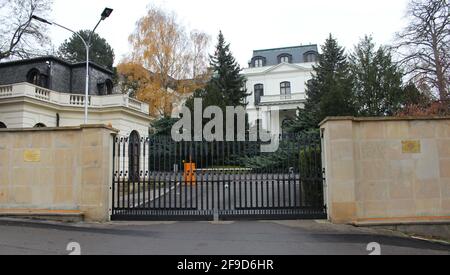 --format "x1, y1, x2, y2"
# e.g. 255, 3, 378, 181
0, 219, 448, 255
